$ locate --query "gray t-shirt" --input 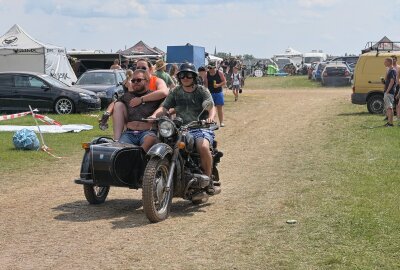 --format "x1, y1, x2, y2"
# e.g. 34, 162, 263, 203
162, 85, 214, 125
